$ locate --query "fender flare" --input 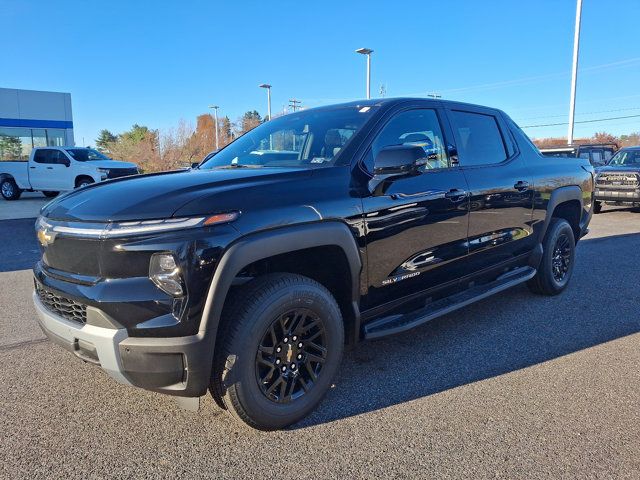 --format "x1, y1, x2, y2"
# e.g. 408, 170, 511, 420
539, 185, 583, 241
197, 221, 363, 381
